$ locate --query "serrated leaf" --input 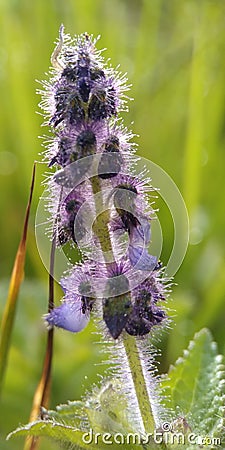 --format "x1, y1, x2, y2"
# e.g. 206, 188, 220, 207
160, 328, 225, 446
40, 403, 85, 429
8, 420, 98, 450
8, 378, 166, 449
7, 420, 145, 450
